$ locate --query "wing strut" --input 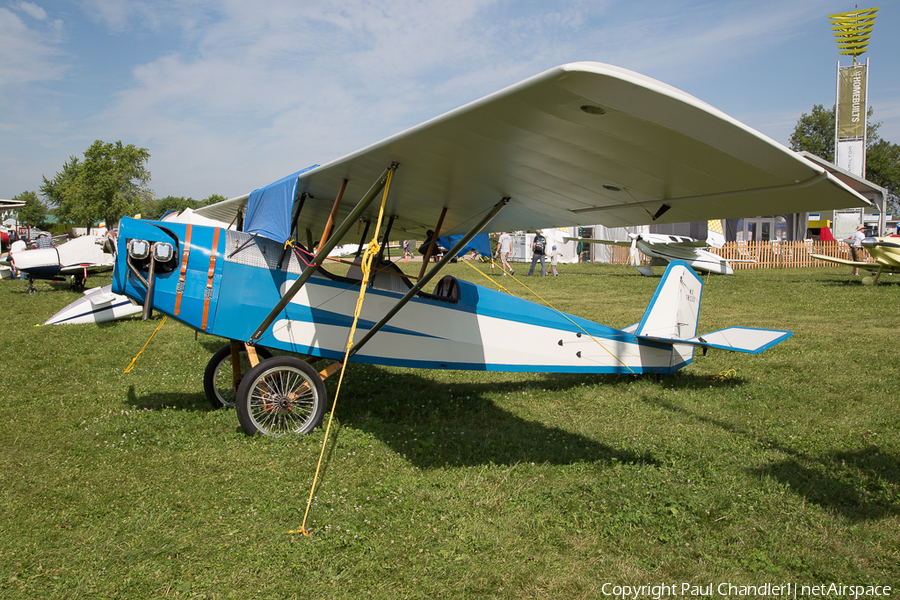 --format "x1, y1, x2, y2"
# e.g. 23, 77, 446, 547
418, 207, 448, 278
318, 178, 348, 251
347, 196, 509, 359
370, 214, 398, 284
248, 163, 399, 345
